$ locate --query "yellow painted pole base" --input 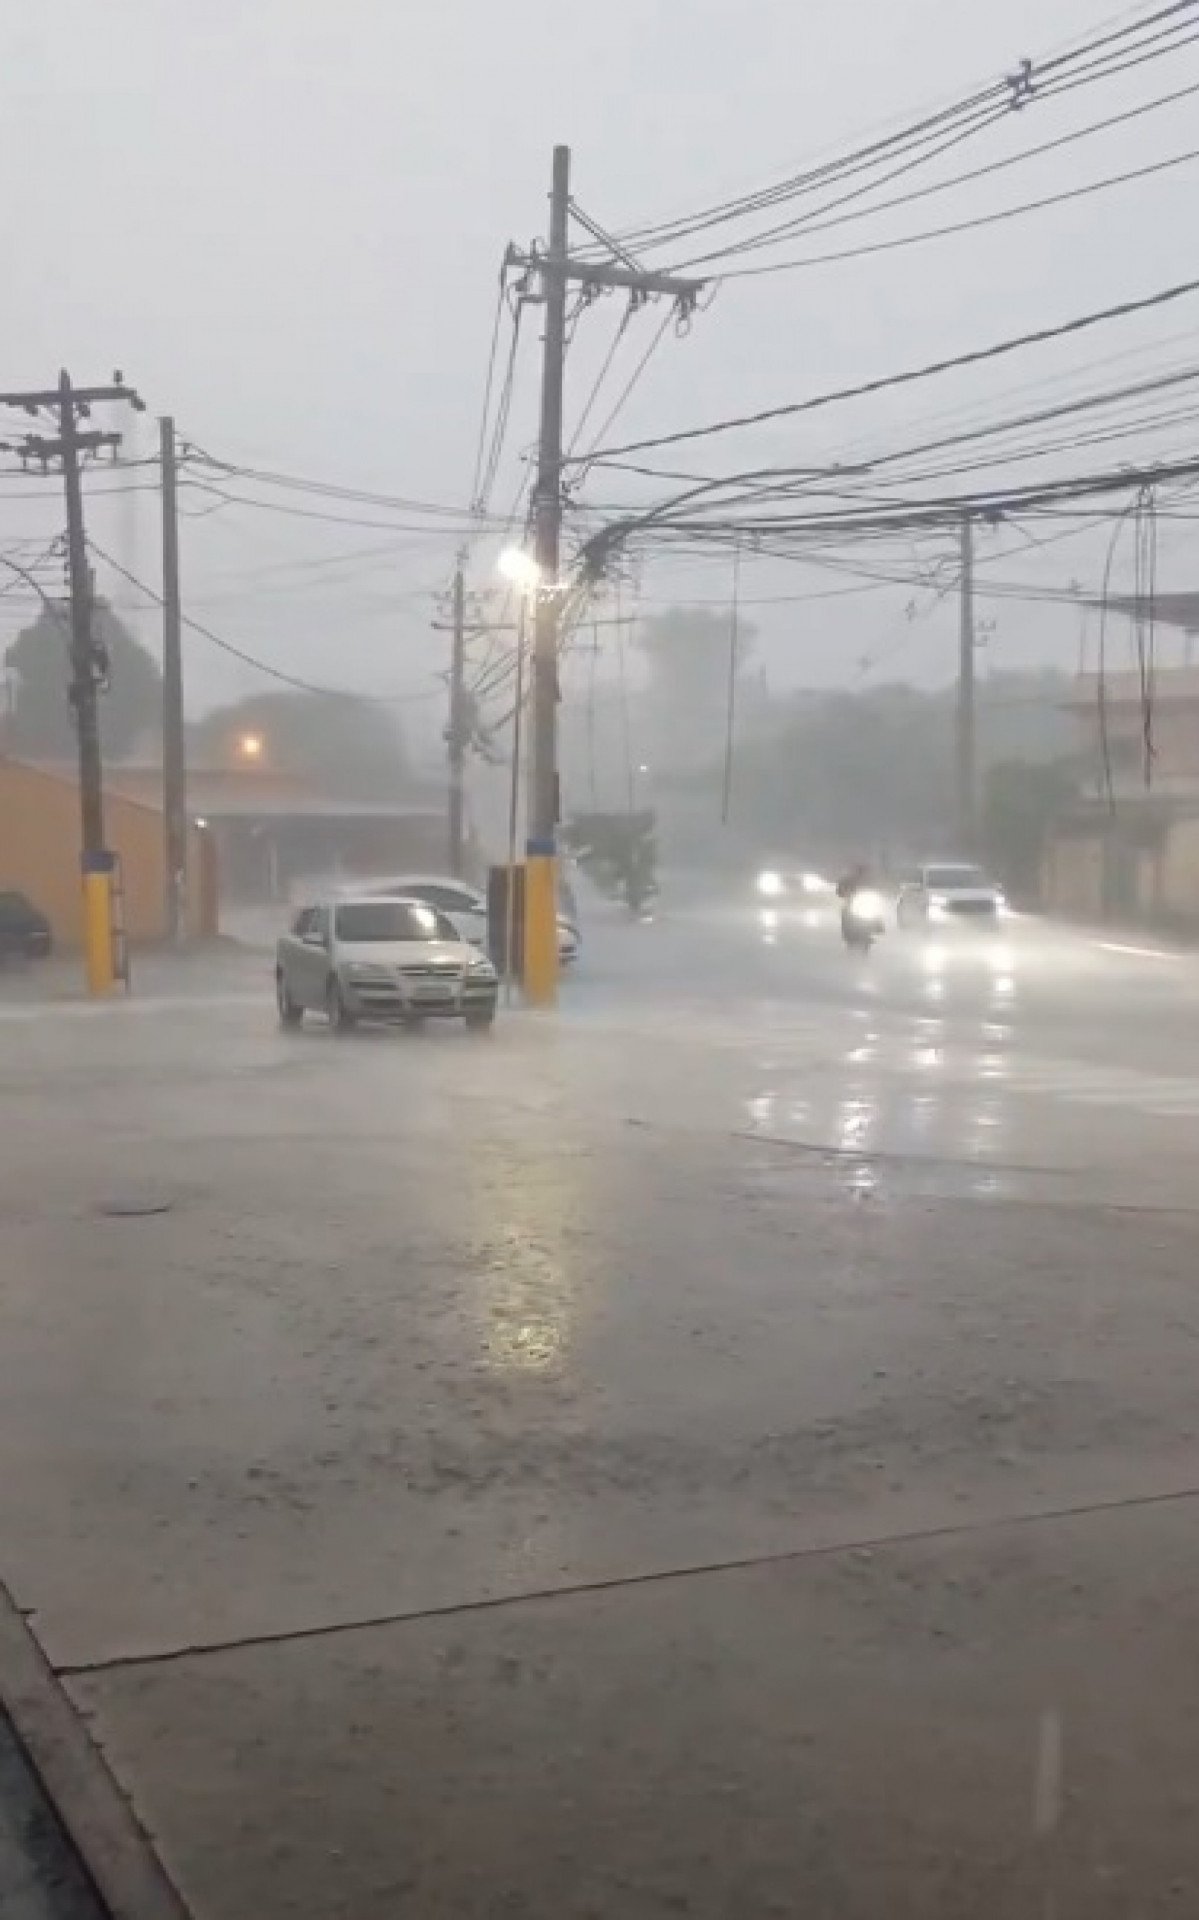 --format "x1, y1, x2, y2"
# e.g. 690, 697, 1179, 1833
523, 852, 559, 1008
83, 871, 115, 997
